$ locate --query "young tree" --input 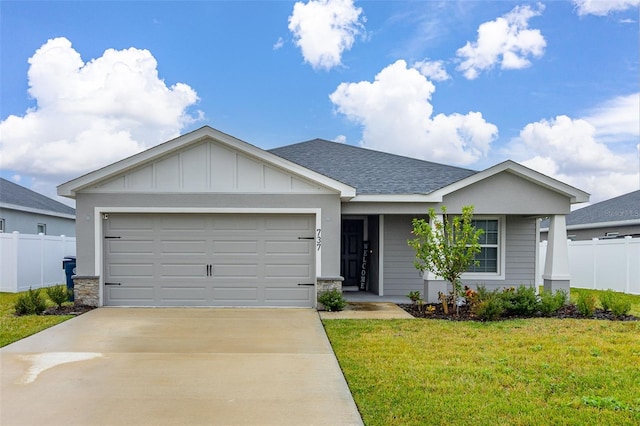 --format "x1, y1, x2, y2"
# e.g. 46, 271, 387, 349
408, 205, 483, 314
